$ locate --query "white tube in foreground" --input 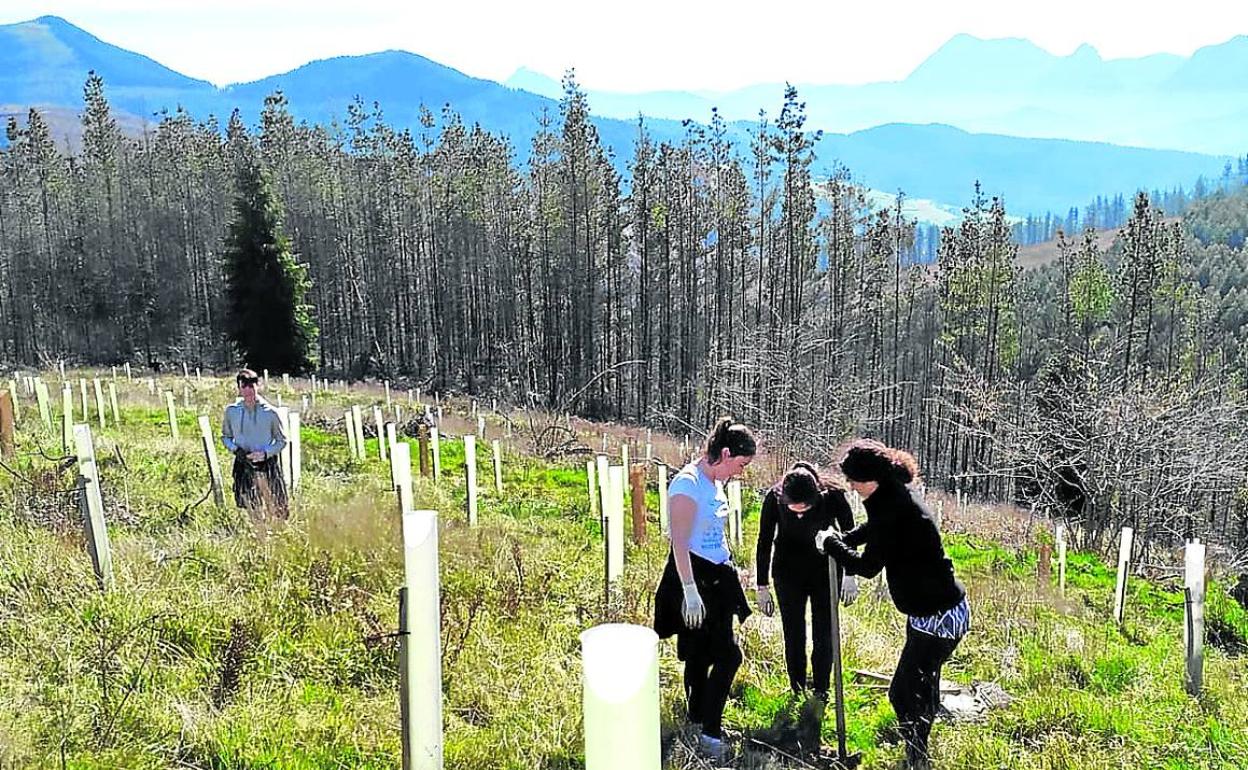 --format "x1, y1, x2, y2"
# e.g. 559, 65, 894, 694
401, 509, 444, 769
581, 623, 660, 770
